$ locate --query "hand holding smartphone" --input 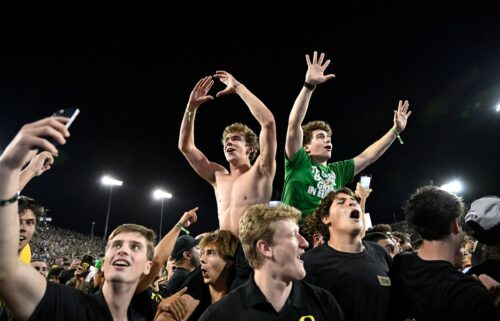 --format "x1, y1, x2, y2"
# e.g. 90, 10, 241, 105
52, 107, 80, 129
360, 174, 372, 189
